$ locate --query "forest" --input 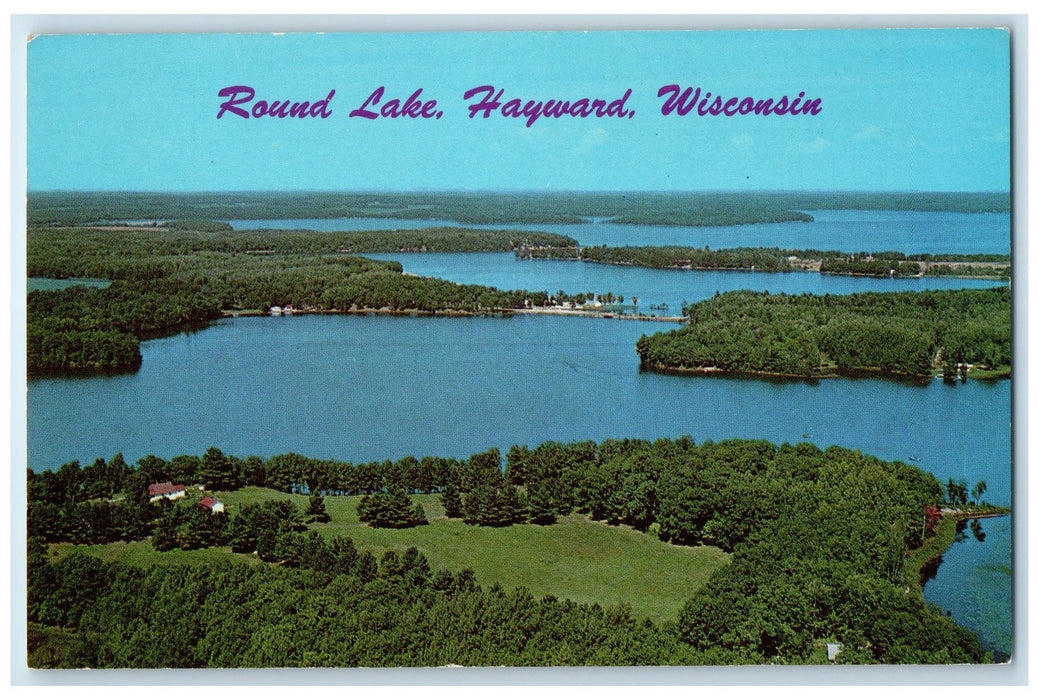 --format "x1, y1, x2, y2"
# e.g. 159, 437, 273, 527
27, 225, 576, 374
28, 437, 990, 667
27, 190, 1009, 227
522, 245, 1010, 279
636, 288, 1011, 380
